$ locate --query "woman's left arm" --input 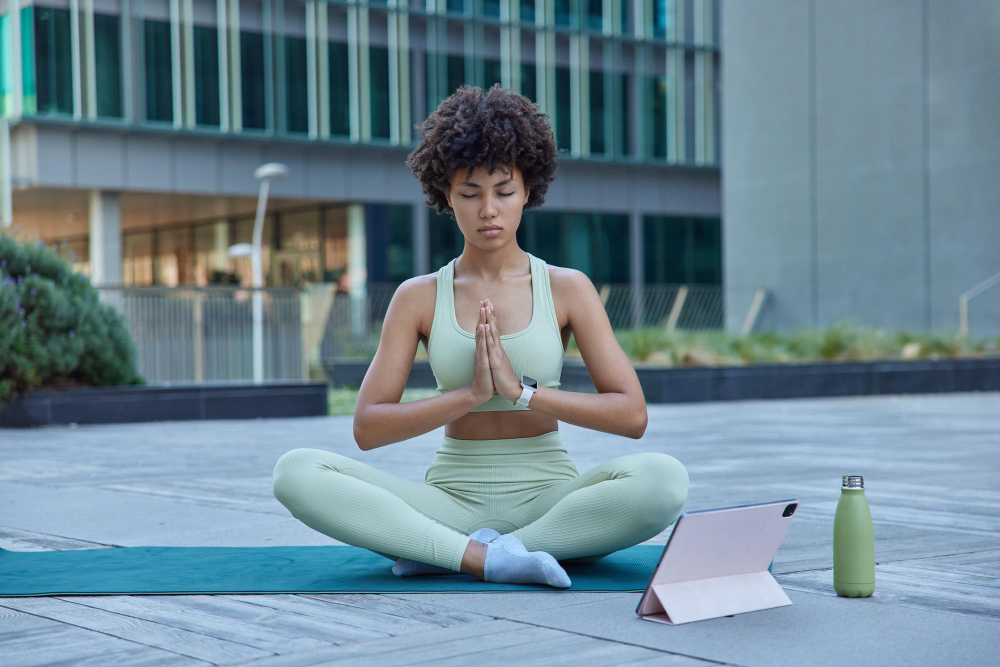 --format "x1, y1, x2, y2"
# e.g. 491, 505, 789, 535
482, 269, 648, 439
